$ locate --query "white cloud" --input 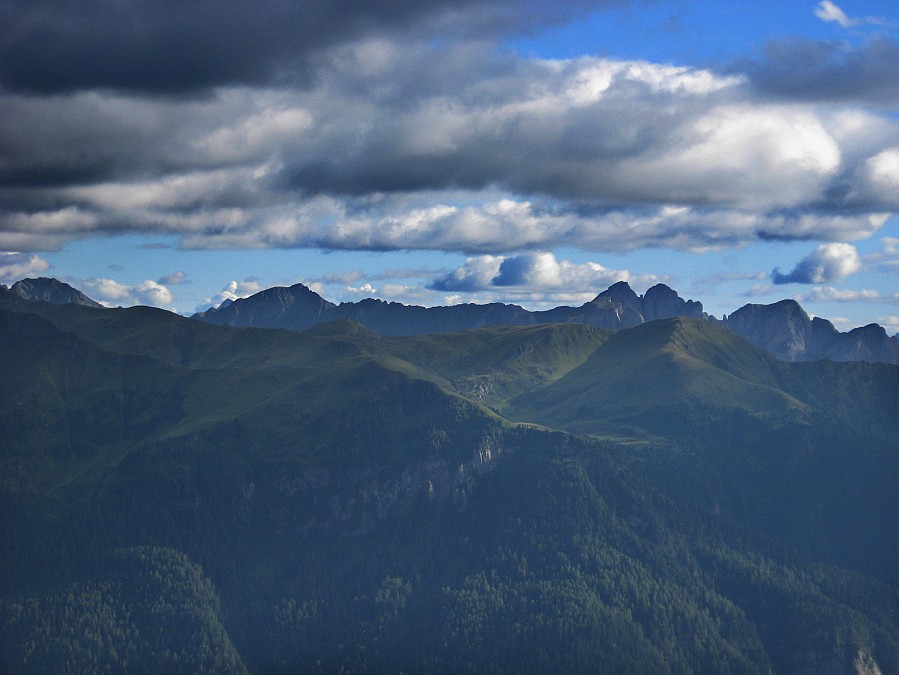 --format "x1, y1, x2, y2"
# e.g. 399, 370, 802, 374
814, 1, 855, 28
0, 252, 50, 283
858, 147, 899, 209
1, 47, 897, 254
772, 242, 862, 284
345, 282, 377, 296
611, 106, 842, 209
813, 1, 887, 28
193, 105, 314, 164
196, 279, 264, 311
82, 278, 175, 308
795, 286, 881, 303
429, 255, 504, 291
430, 251, 653, 295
